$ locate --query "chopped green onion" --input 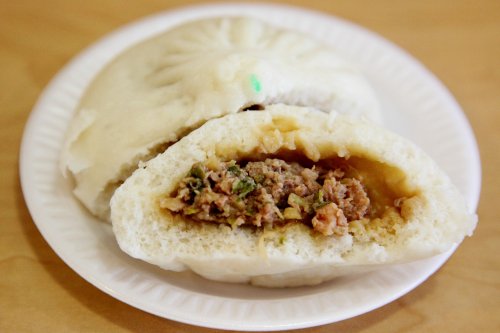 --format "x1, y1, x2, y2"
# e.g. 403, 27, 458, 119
228, 165, 241, 176
189, 164, 205, 179
288, 193, 313, 214
312, 189, 329, 210
232, 177, 257, 198
288, 193, 306, 206
187, 178, 203, 191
